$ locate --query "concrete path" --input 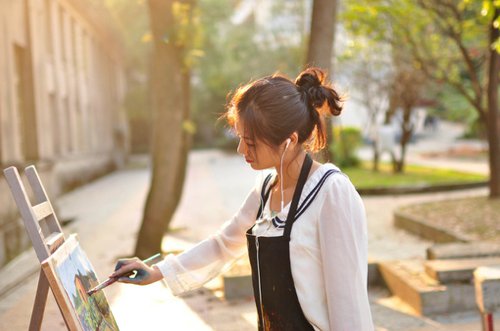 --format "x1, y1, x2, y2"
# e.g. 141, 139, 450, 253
0, 149, 493, 330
